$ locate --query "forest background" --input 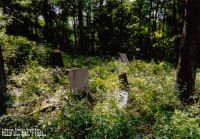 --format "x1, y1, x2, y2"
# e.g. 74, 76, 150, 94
0, 0, 200, 138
